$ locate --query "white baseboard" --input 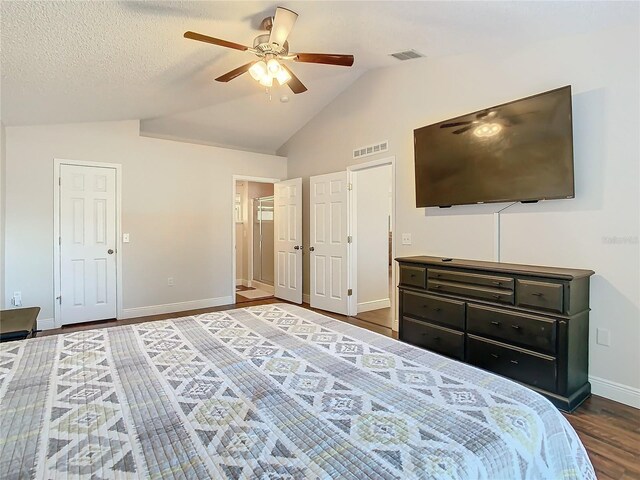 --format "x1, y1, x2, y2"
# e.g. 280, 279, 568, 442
37, 318, 56, 331
357, 298, 391, 313
250, 280, 274, 295
120, 296, 234, 320
236, 279, 250, 287
303, 293, 311, 305
589, 375, 640, 409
